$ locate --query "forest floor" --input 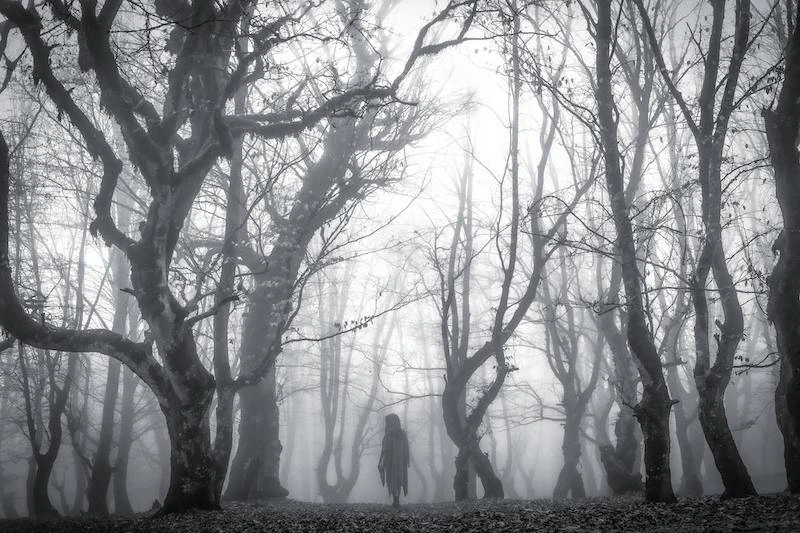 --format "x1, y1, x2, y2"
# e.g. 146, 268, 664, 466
1, 494, 799, 532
